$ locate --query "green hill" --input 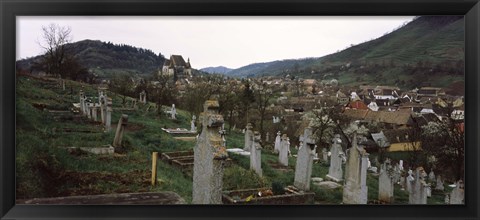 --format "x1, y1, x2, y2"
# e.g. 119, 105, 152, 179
227, 16, 464, 88
16, 39, 167, 78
